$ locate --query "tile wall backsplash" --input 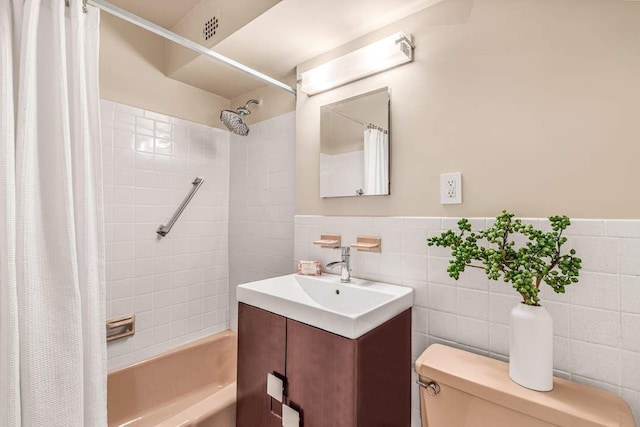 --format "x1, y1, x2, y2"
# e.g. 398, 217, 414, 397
229, 112, 296, 330
101, 100, 230, 370
294, 215, 640, 426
